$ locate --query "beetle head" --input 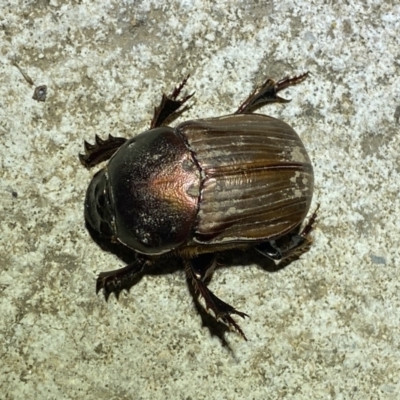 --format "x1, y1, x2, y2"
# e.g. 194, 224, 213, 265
85, 169, 115, 239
